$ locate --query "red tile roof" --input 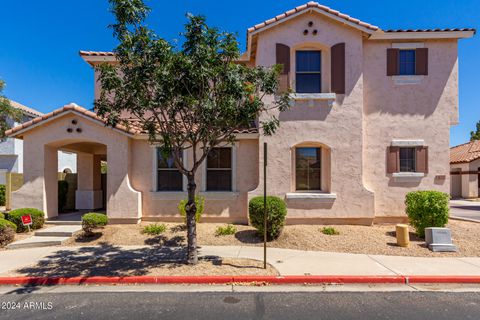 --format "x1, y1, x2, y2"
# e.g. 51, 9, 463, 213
450, 140, 480, 164
385, 28, 476, 33
79, 51, 115, 57
6, 104, 258, 138
247, 1, 379, 34
9, 100, 44, 118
